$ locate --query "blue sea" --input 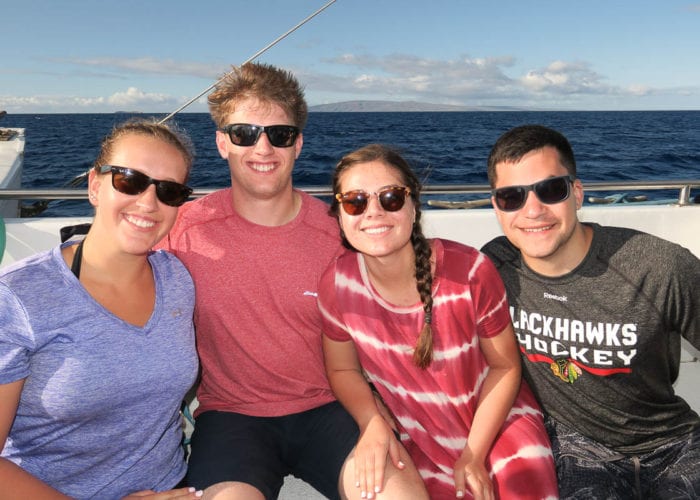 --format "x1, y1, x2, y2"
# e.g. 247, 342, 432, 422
4, 111, 700, 216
